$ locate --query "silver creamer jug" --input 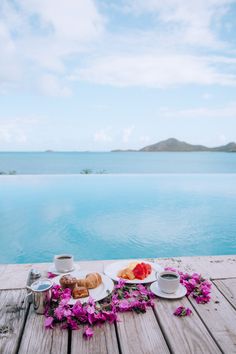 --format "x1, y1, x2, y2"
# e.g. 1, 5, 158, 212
27, 279, 52, 314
